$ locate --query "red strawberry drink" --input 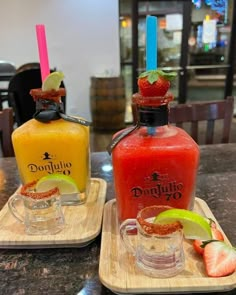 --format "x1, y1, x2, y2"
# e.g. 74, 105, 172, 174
110, 70, 200, 223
